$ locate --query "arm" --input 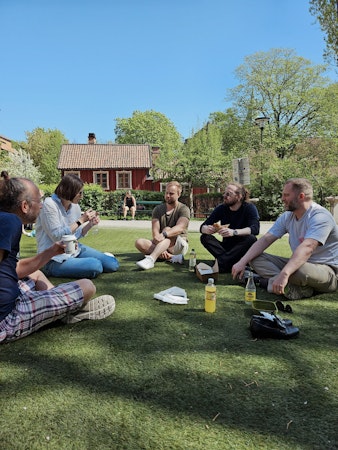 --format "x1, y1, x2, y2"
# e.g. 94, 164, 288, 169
232, 232, 277, 279
220, 203, 259, 237
218, 226, 252, 238
200, 207, 220, 234
39, 198, 84, 241
132, 196, 137, 208
163, 216, 189, 238
81, 211, 100, 236
16, 242, 65, 279
271, 238, 319, 294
